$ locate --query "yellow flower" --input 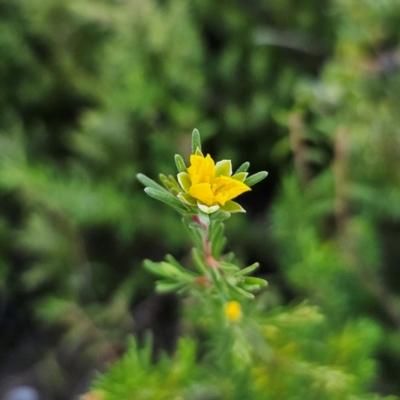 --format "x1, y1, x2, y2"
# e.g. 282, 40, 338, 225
225, 300, 242, 322
177, 153, 251, 214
